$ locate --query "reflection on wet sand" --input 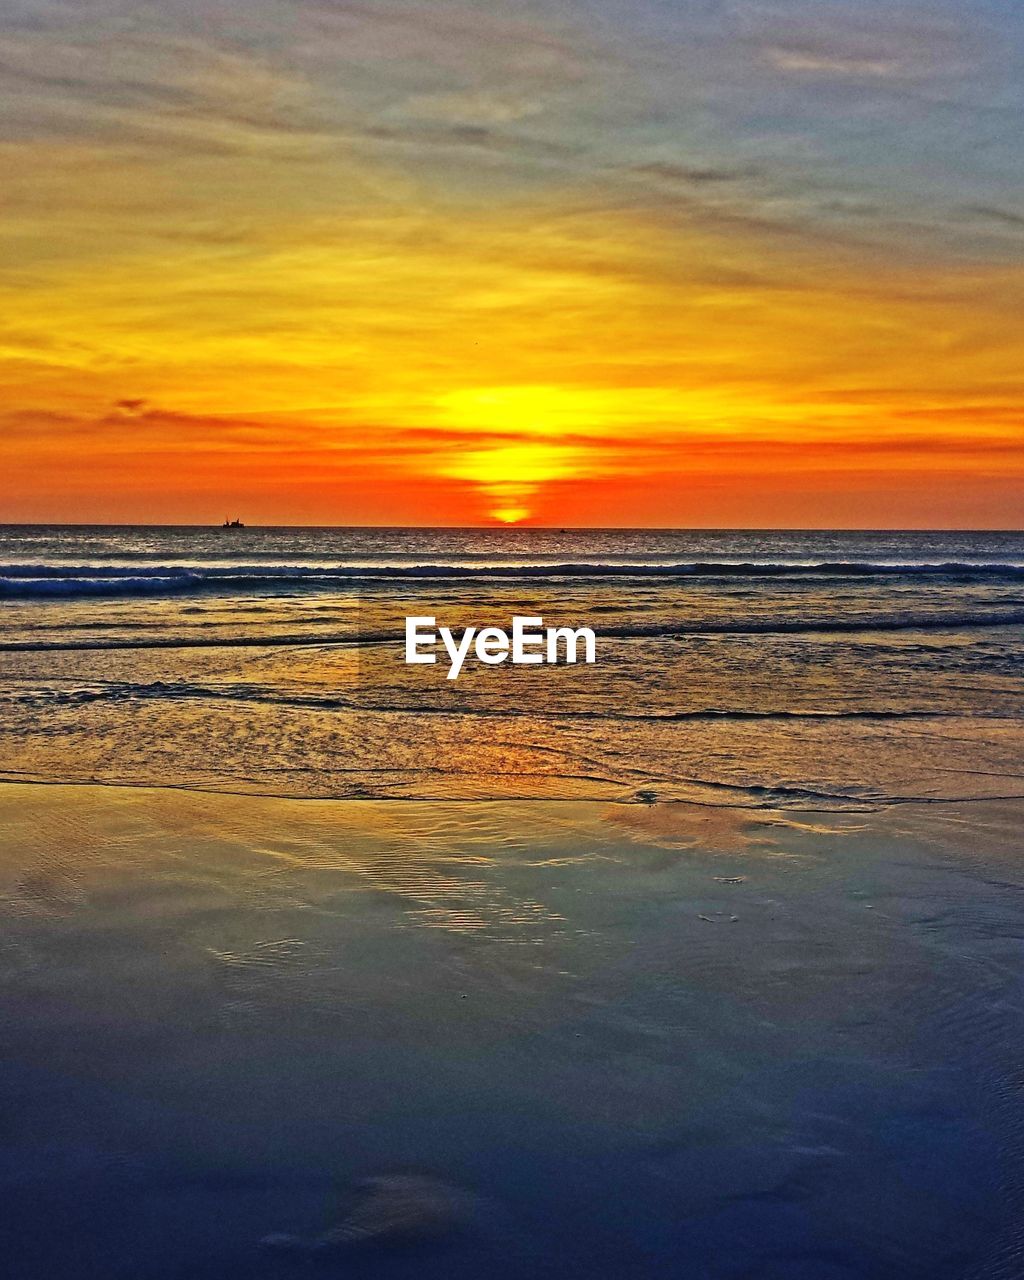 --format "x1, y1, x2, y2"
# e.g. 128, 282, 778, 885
2, 782, 1024, 1277
605, 802, 807, 855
